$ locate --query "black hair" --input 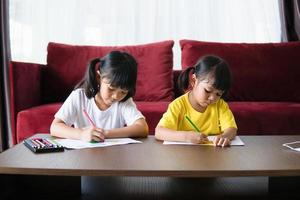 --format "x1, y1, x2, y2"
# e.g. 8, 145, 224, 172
178, 55, 232, 98
75, 51, 138, 101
